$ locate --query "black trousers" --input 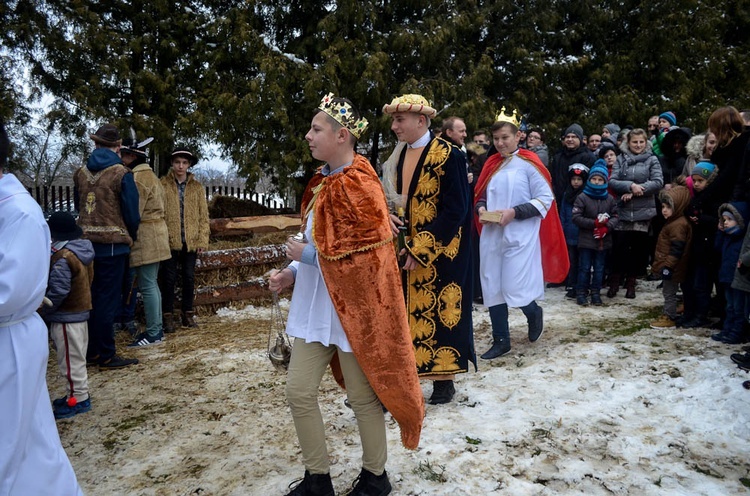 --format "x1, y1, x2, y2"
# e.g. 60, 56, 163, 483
160, 244, 198, 313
